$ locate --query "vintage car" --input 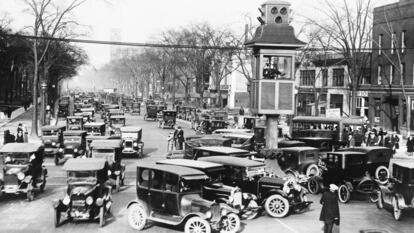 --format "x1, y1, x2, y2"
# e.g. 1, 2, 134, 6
157, 159, 261, 220
0, 143, 47, 201
66, 115, 84, 130
308, 150, 384, 203
199, 156, 312, 218
158, 110, 177, 129
278, 147, 322, 180
56, 130, 87, 165
197, 120, 227, 135
74, 112, 93, 123
84, 122, 106, 136
144, 105, 158, 121
222, 133, 255, 151
278, 140, 307, 148
166, 136, 234, 159
131, 102, 141, 115
109, 115, 126, 135
376, 160, 414, 220
102, 104, 119, 119
86, 135, 113, 156
121, 126, 144, 157
126, 163, 241, 233
41, 125, 65, 156
90, 140, 125, 192
54, 158, 112, 227
80, 107, 95, 118
185, 146, 253, 160
242, 116, 261, 129
58, 99, 70, 117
